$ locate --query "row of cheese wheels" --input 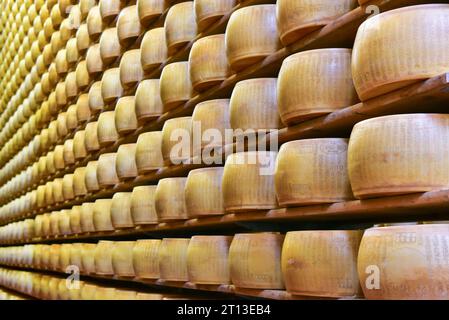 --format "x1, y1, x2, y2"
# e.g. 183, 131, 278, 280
2, 112, 449, 226
0, 267, 190, 300
1, 223, 448, 299
0, 287, 25, 300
